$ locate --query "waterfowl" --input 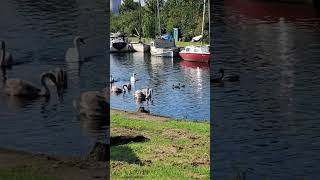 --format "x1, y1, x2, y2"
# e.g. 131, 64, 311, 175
0, 41, 13, 68
221, 69, 240, 82
65, 36, 86, 62
172, 83, 185, 89
211, 68, 240, 83
137, 106, 149, 113
51, 67, 67, 90
124, 82, 131, 91
172, 84, 180, 89
110, 75, 115, 84
78, 90, 108, 119
135, 88, 152, 100
130, 73, 136, 83
5, 72, 58, 97
111, 84, 128, 94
